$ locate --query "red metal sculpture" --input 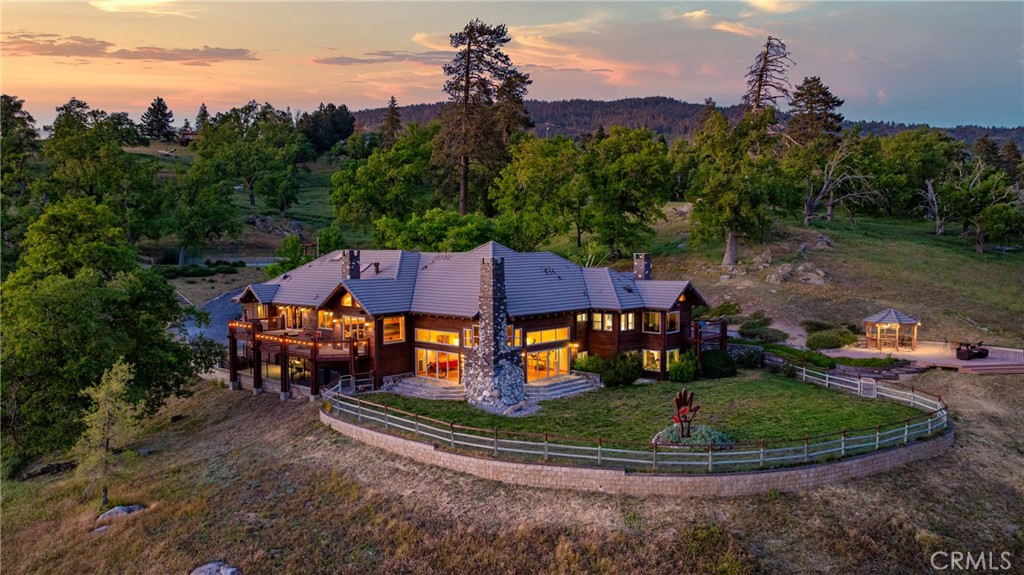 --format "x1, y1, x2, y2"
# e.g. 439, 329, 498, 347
673, 388, 700, 438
